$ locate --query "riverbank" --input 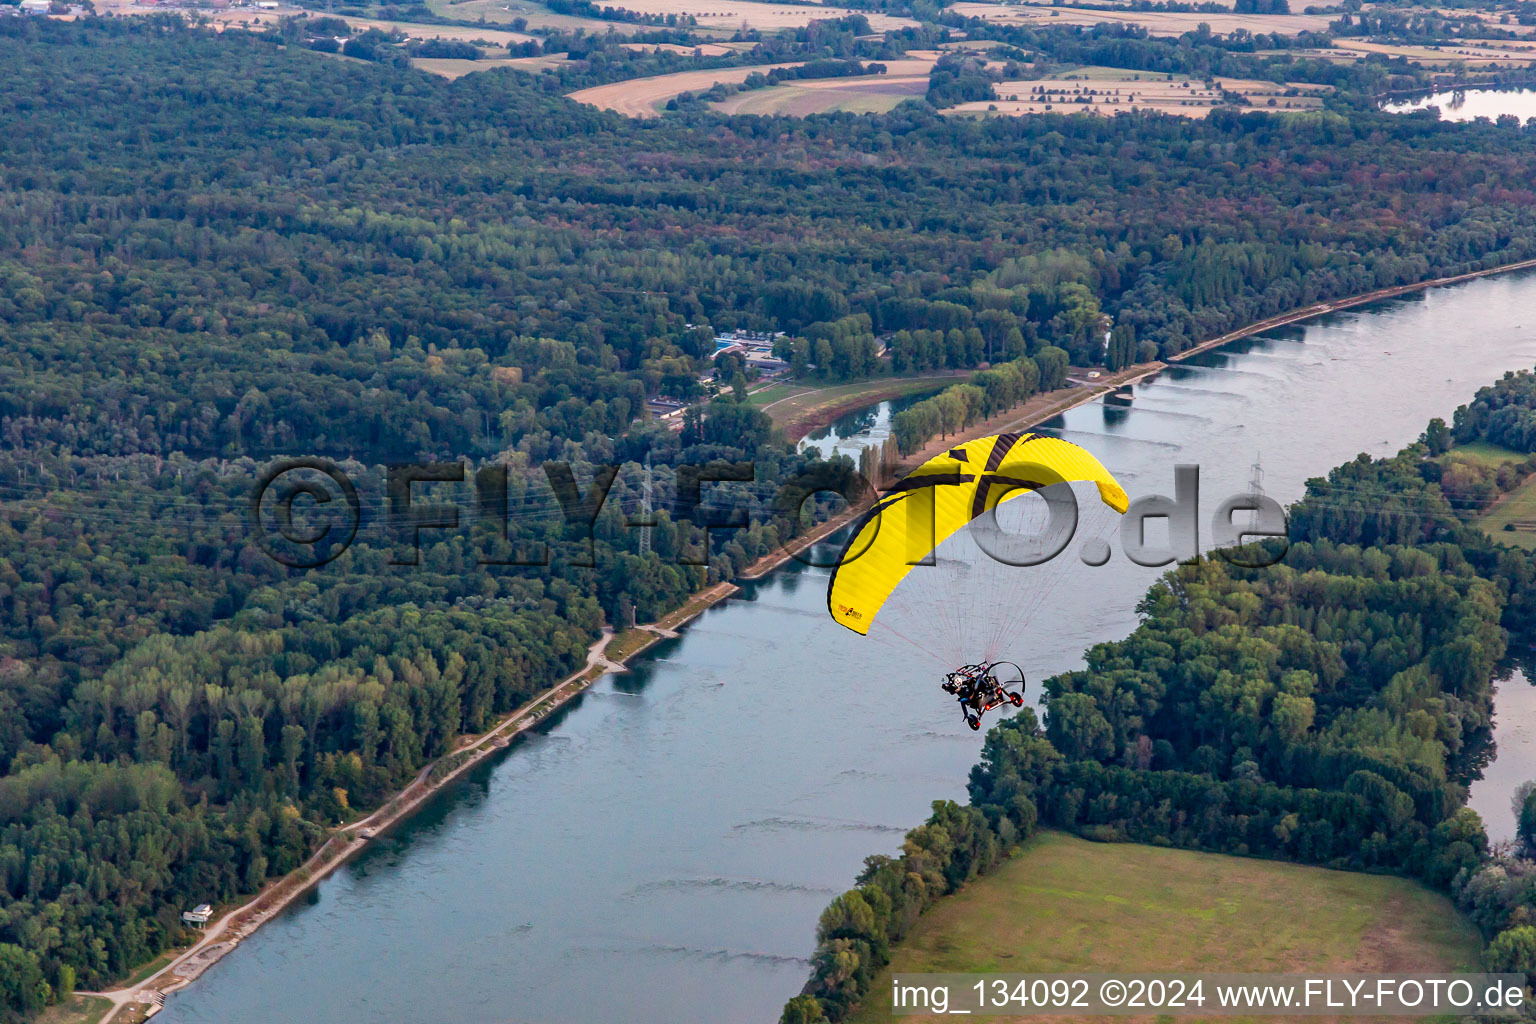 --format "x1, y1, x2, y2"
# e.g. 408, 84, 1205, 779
756, 372, 969, 441
132, 262, 1536, 1024
1375, 77, 1536, 104
1169, 256, 1536, 363
104, 255, 1536, 1024
89, 585, 745, 1022
742, 363, 1167, 580
886, 254, 1536, 468
893, 362, 1165, 472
